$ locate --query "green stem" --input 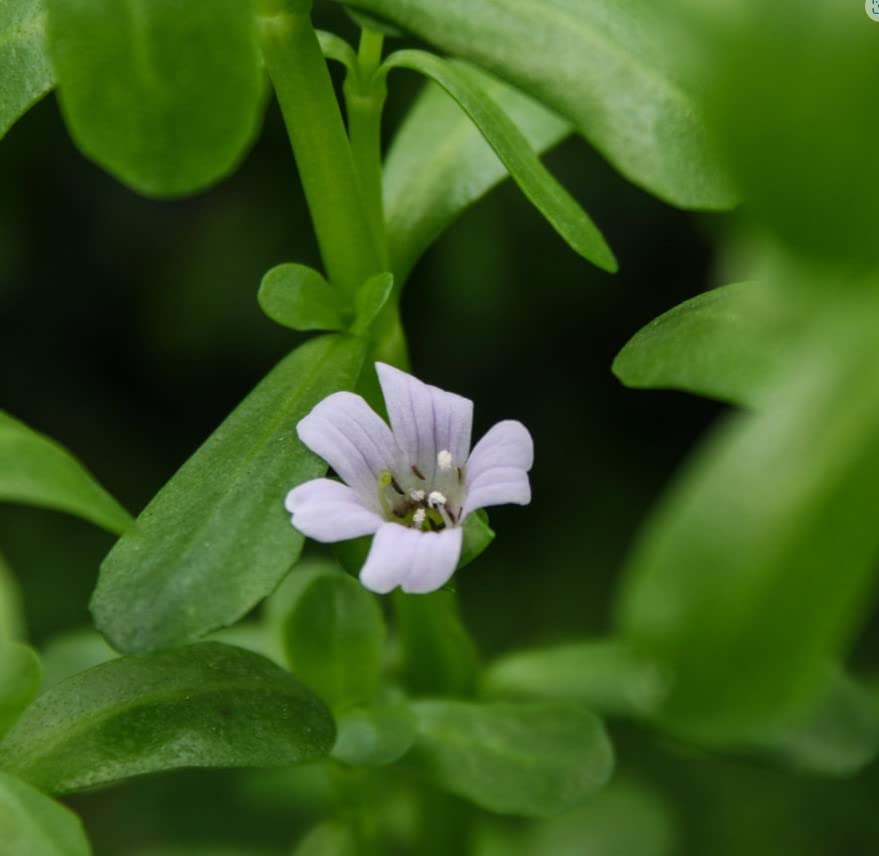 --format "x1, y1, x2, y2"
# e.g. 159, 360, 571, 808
257, 1, 380, 297
345, 29, 389, 270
